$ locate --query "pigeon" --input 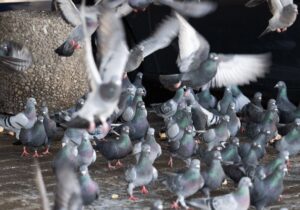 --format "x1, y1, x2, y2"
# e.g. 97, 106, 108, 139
151, 87, 185, 119
169, 125, 198, 167
151, 200, 163, 210
229, 85, 250, 112
163, 159, 204, 209
19, 116, 48, 157
240, 92, 264, 123
275, 121, 300, 155
132, 127, 162, 163
221, 137, 241, 164
201, 150, 226, 197
188, 177, 252, 210
0, 97, 37, 140
251, 163, 287, 210
202, 115, 231, 151
133, 72, 146, 93
66, 7, 129, 131
121, 88, 145, 122
0, 40, 32, 72
196, 86, 217, 110
217, 88, 234, 115
226, 102, 241, 137
278, 118, 300, 136
115, 85, 136, 119
125, 144, 158, 201
41, 106, 57, 155
79, 169, 100, 205
77, 132, 96, 171
275, 81, 297, 123
62, 128, 86, 147
240, 142, 261, 169
95, 126, 132, 169
246, 0, 298, 37
173, 103, 193, 130
88, 118, 112, 140
159, 13, 271, 90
